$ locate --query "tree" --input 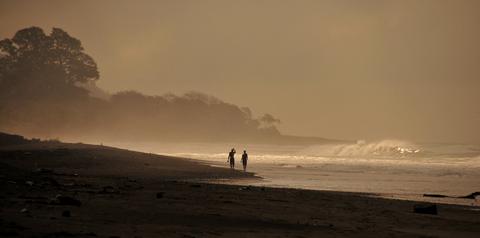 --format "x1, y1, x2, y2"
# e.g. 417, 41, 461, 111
0, 27, 99, 100
0, 26, 284, 142
258, 113, 281, 135
260, 113, 281, 127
